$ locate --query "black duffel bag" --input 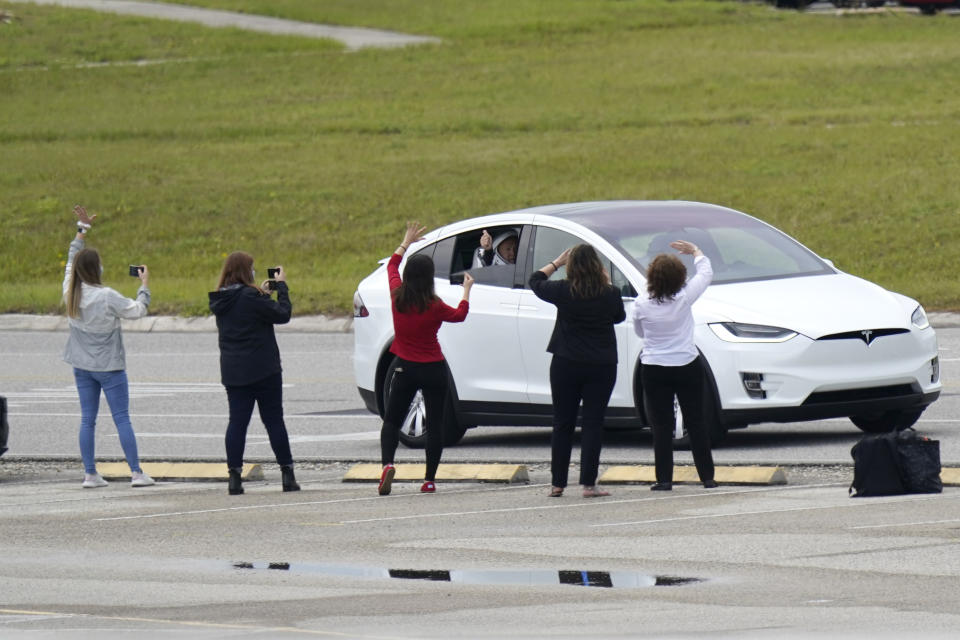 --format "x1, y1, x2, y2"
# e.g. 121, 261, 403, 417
0, 395, 8, 456
850, 428, 941, 497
